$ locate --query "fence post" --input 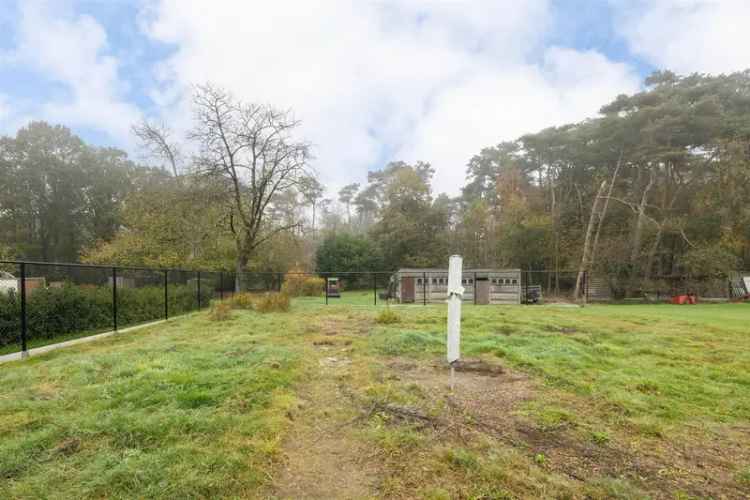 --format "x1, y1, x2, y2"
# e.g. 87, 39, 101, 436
278, 272, 283, 292
473, 271, 477, 305
219, 272, 224, 301
164, 270, 169, 320
525, 270, 530, 304
583, 270, 589, 306
324, 274, 328, 305
373, 273, 377, 306
197, 271, 201, 309
112, 267, 118, 332
20, 262, 28, 358
423, 272, 427, 306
